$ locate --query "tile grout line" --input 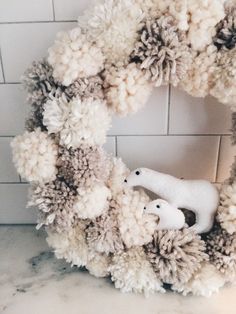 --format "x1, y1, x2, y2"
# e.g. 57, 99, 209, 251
0, 47, 6, 83
167, 84, 171, 135
115, 136, 118, 157
214, 135, 222, 183
51, 0, 56, 21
